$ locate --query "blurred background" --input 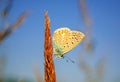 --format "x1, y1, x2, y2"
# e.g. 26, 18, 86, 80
0, 0, 120, 82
